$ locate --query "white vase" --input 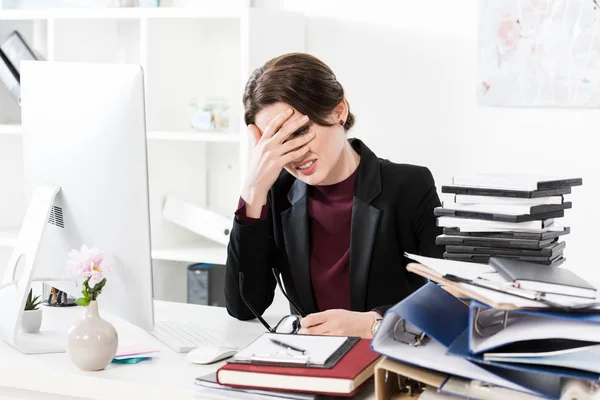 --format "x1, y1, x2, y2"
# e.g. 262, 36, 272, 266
21, 309, 42, 333
67, 300, 118, 371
